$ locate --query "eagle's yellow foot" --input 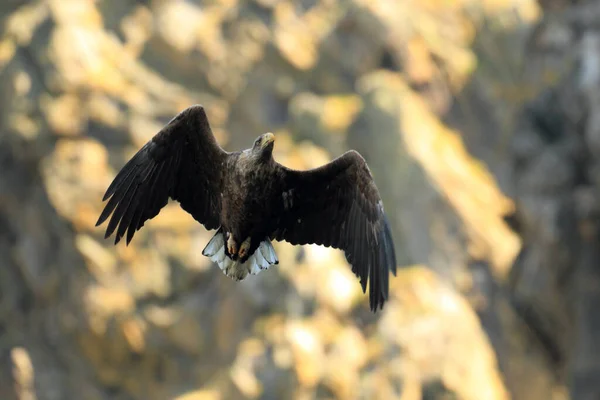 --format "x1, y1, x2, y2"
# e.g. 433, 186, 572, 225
227, 234, 238, 259
239, 237, 251, 259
